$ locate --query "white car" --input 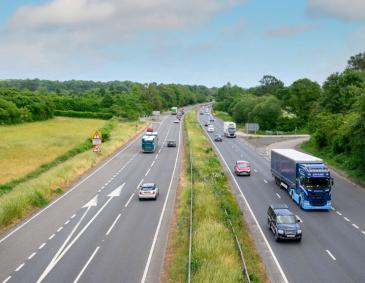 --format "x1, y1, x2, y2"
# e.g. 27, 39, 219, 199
139, 183, 159, 200
207, 125, 214, 132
